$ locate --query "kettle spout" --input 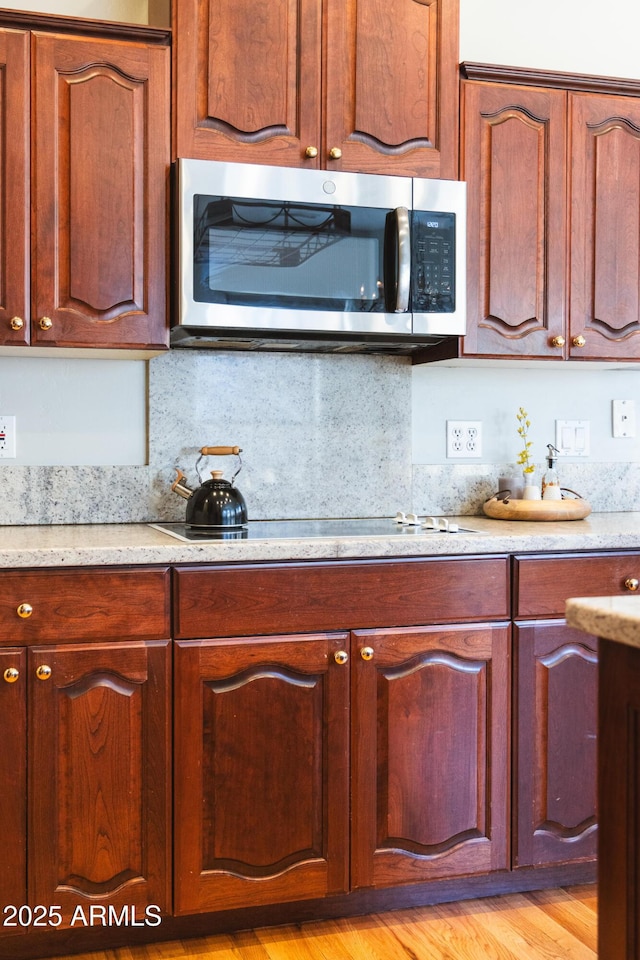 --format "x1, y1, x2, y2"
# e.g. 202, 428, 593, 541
171, 468, 194, 500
